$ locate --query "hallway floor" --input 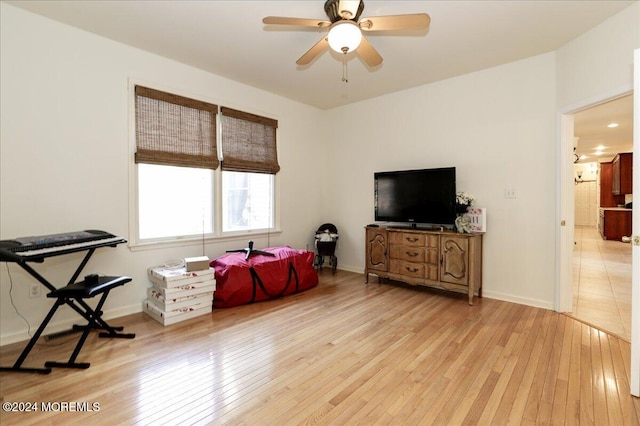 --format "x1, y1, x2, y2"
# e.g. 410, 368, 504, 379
571, 225, 632, 341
